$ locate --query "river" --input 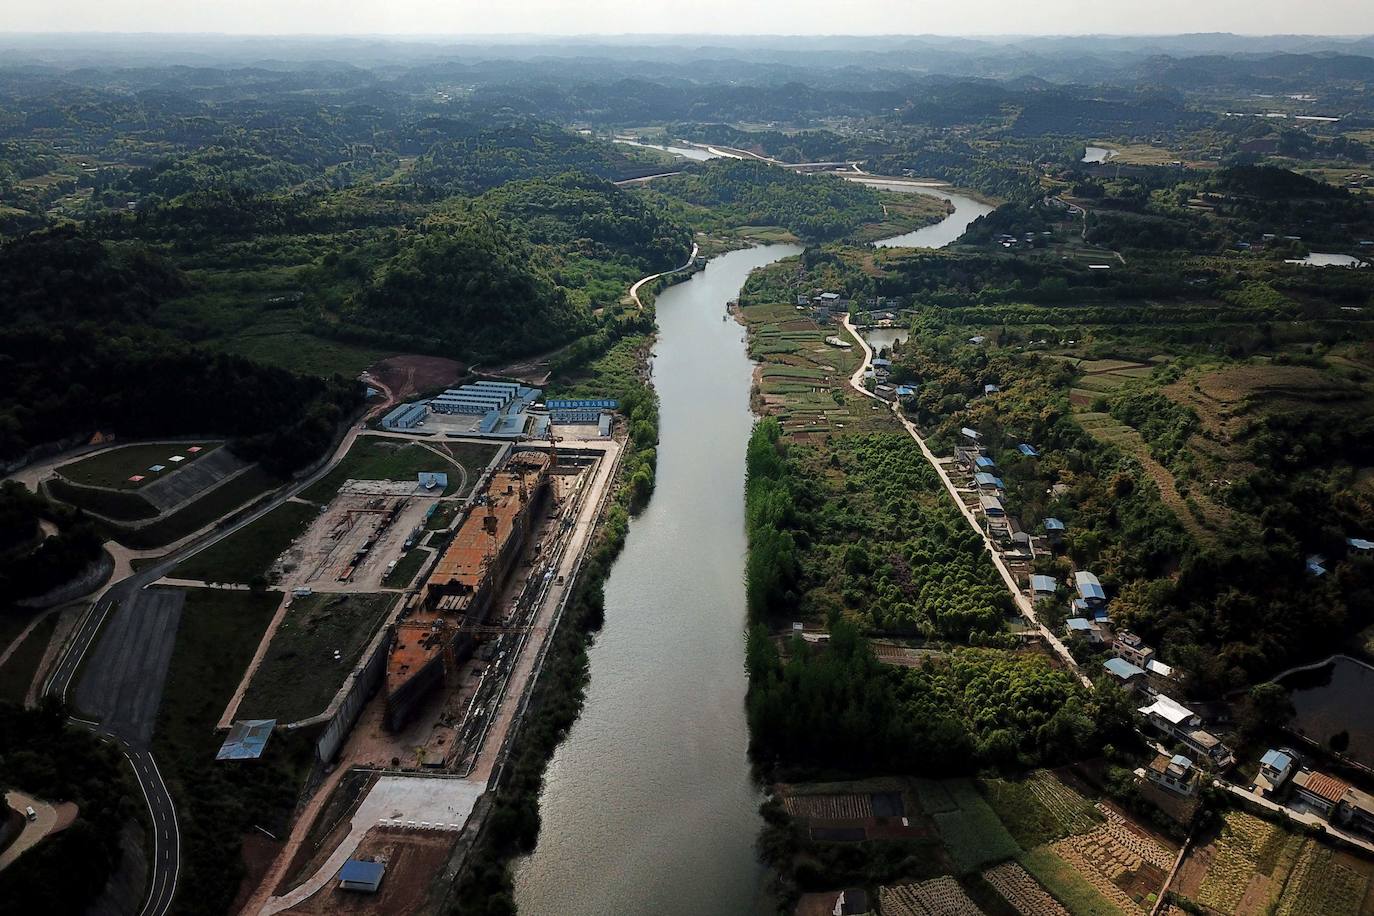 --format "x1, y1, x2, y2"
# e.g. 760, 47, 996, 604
840, 176, 994, 248
513, 243, 801, 915
513, 181, 978, 916
615, 138, 719, 162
